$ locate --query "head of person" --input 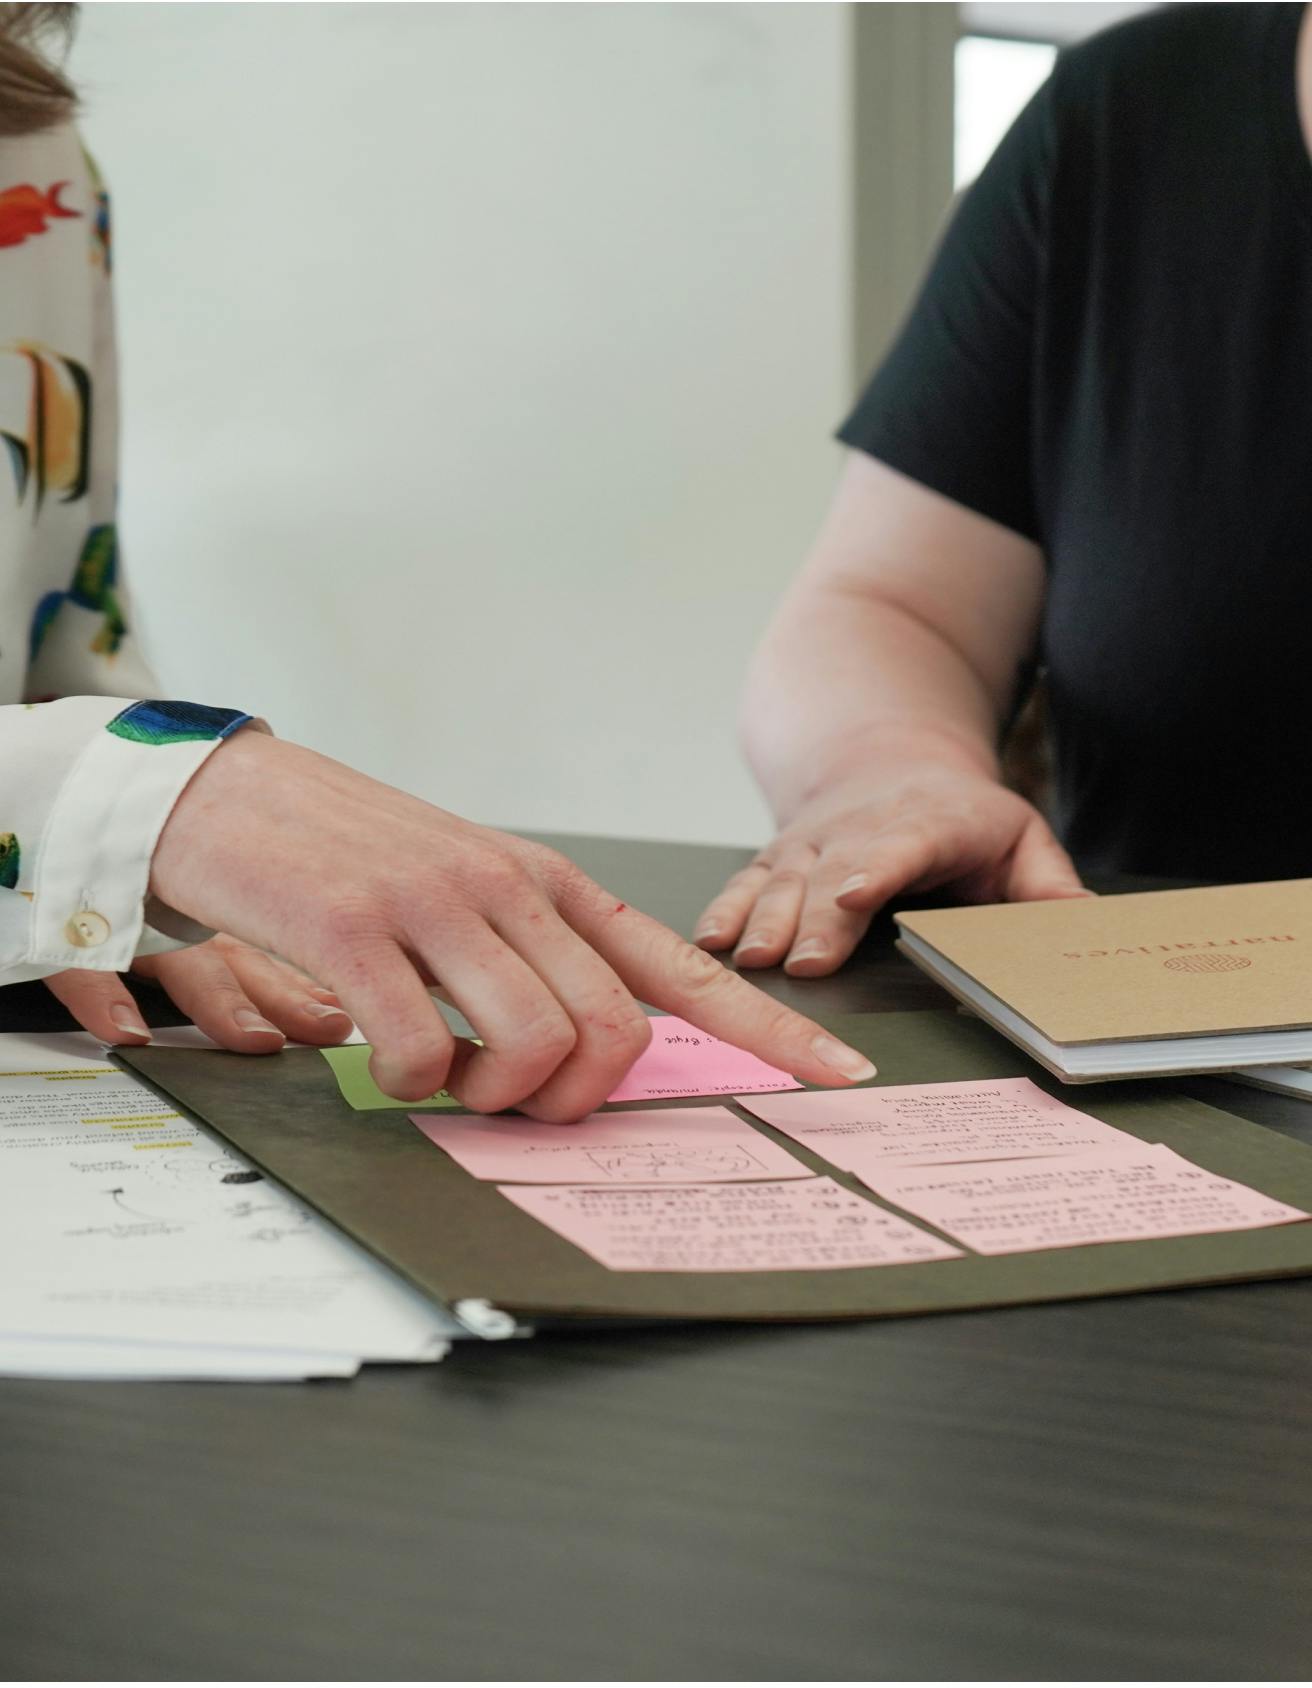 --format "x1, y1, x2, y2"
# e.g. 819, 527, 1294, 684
0, 2, 76, 137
